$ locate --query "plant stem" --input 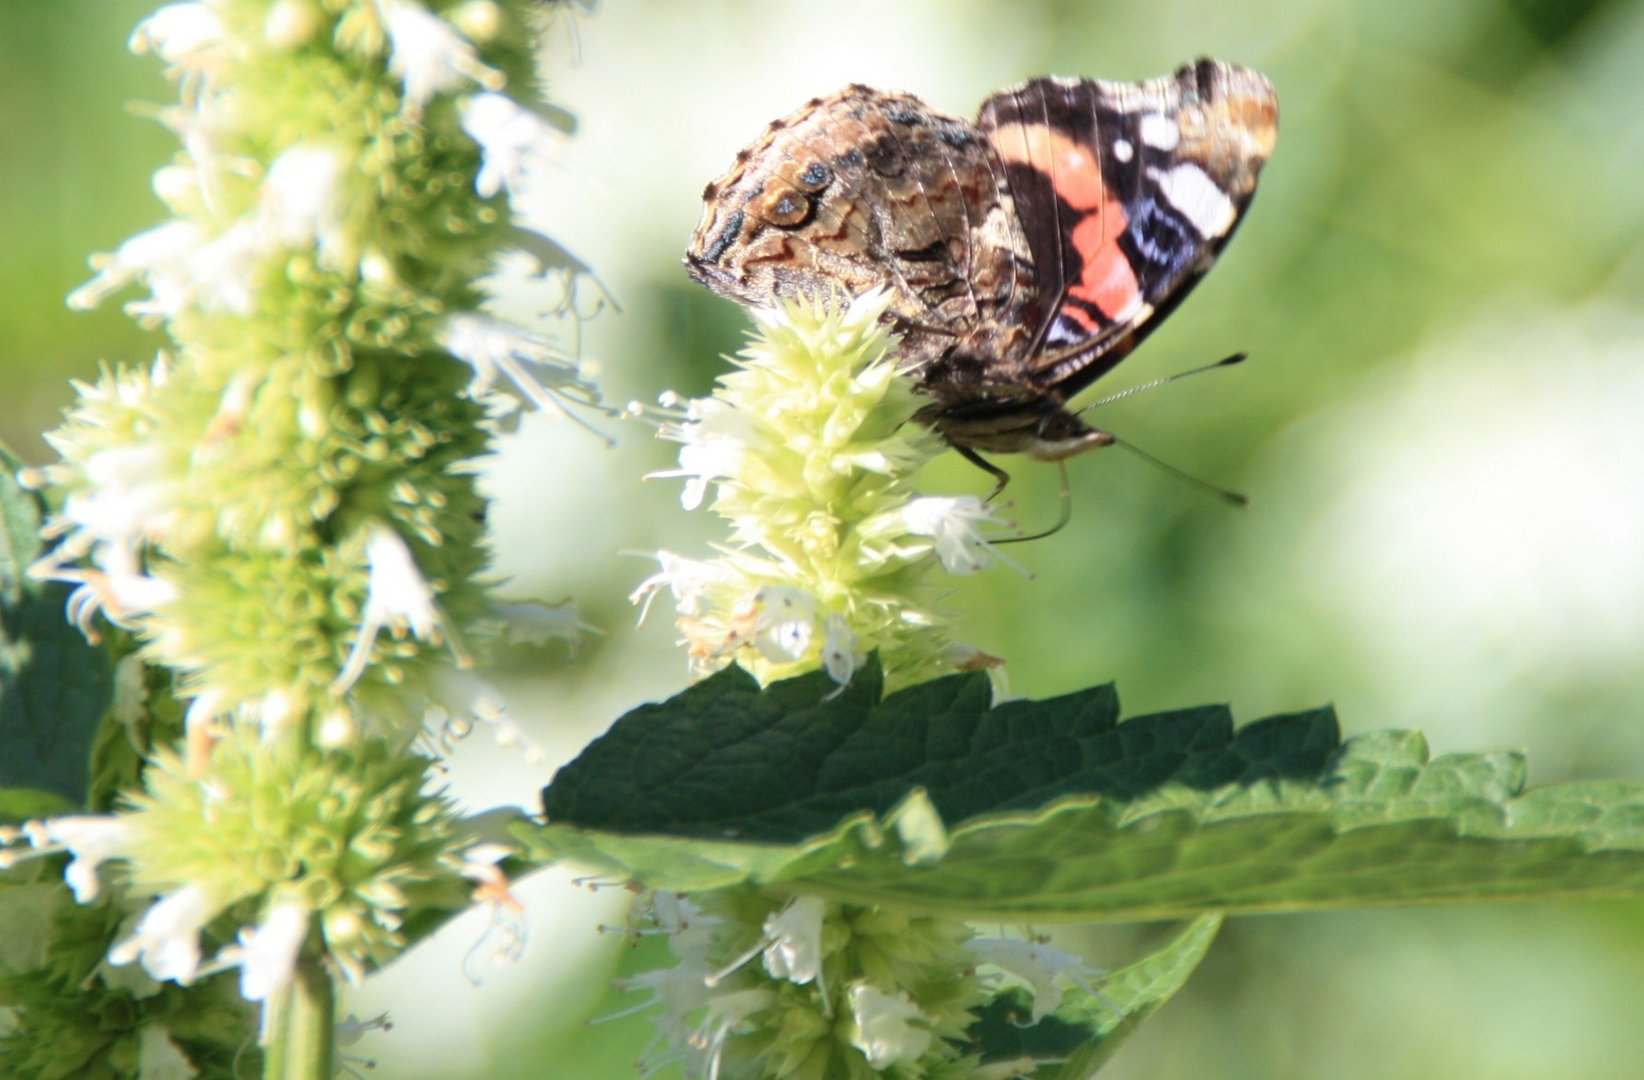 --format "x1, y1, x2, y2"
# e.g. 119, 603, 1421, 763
263, 956, 334, 1080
